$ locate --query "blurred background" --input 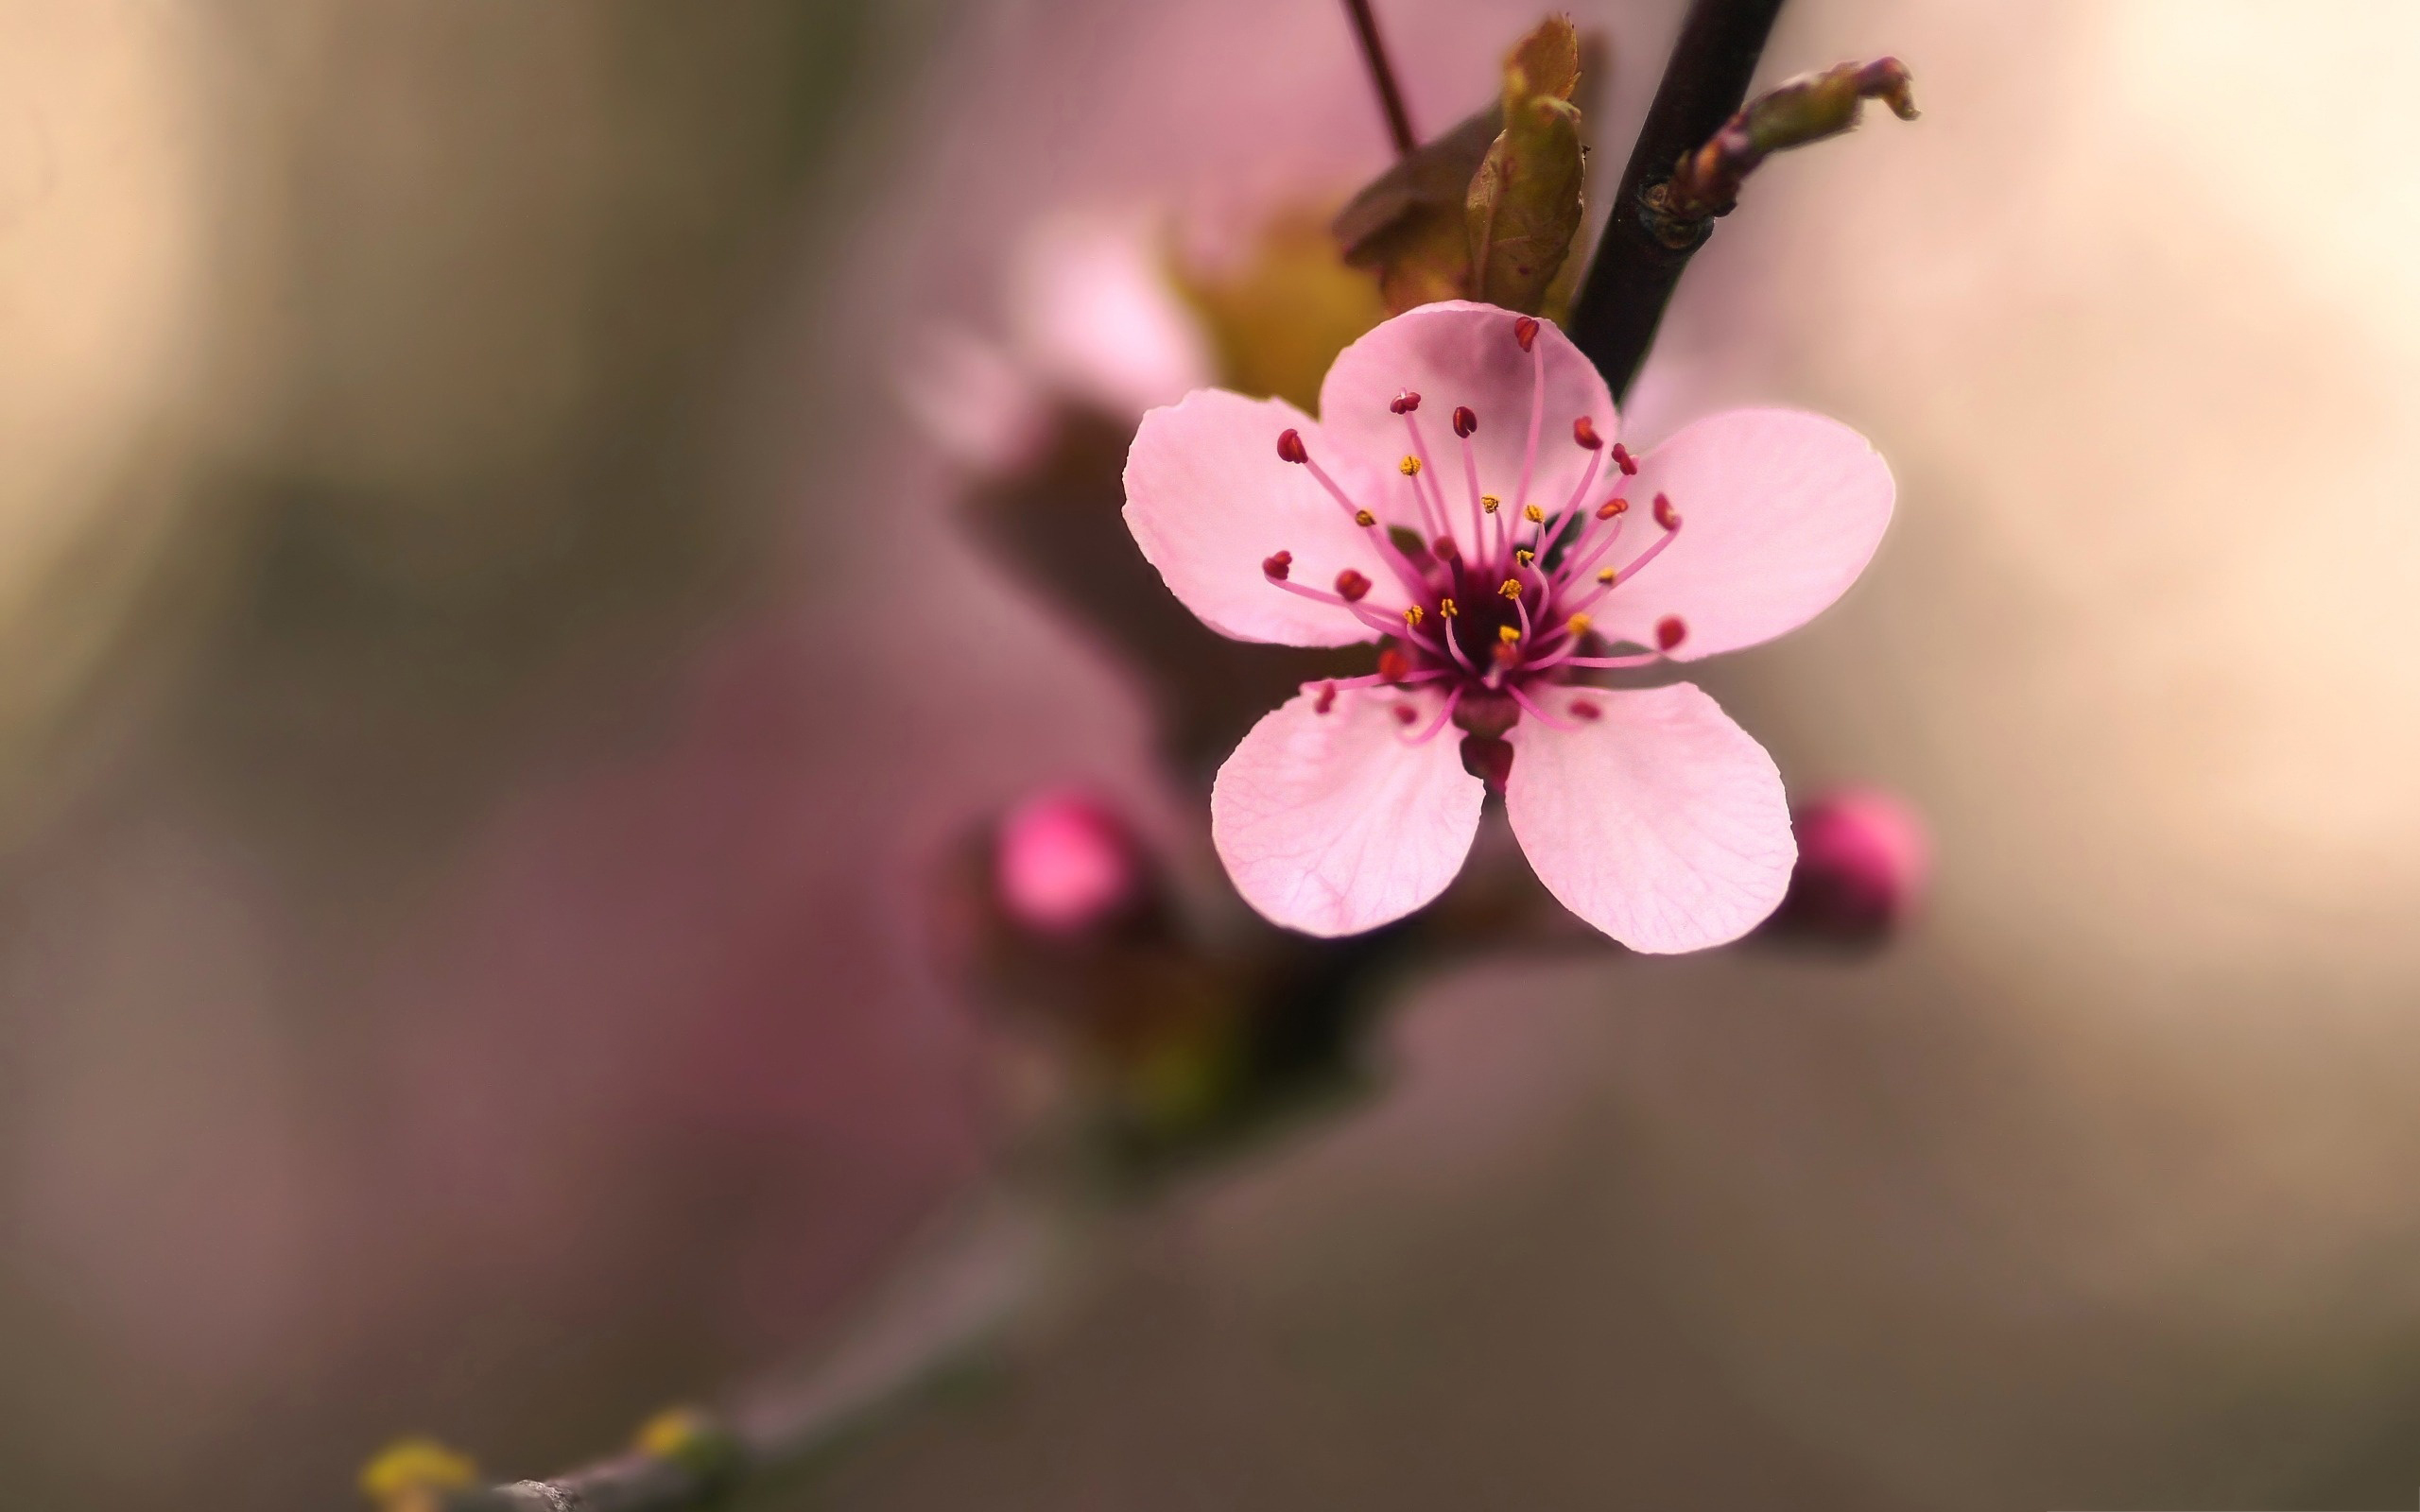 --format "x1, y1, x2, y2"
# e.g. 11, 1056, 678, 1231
8, 1, 2420, 1508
